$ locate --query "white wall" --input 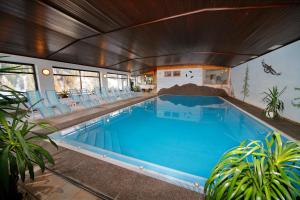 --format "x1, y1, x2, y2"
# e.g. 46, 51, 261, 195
157, 68, 203, 91
0, 53, 129, 95
231, 40, 300, 123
